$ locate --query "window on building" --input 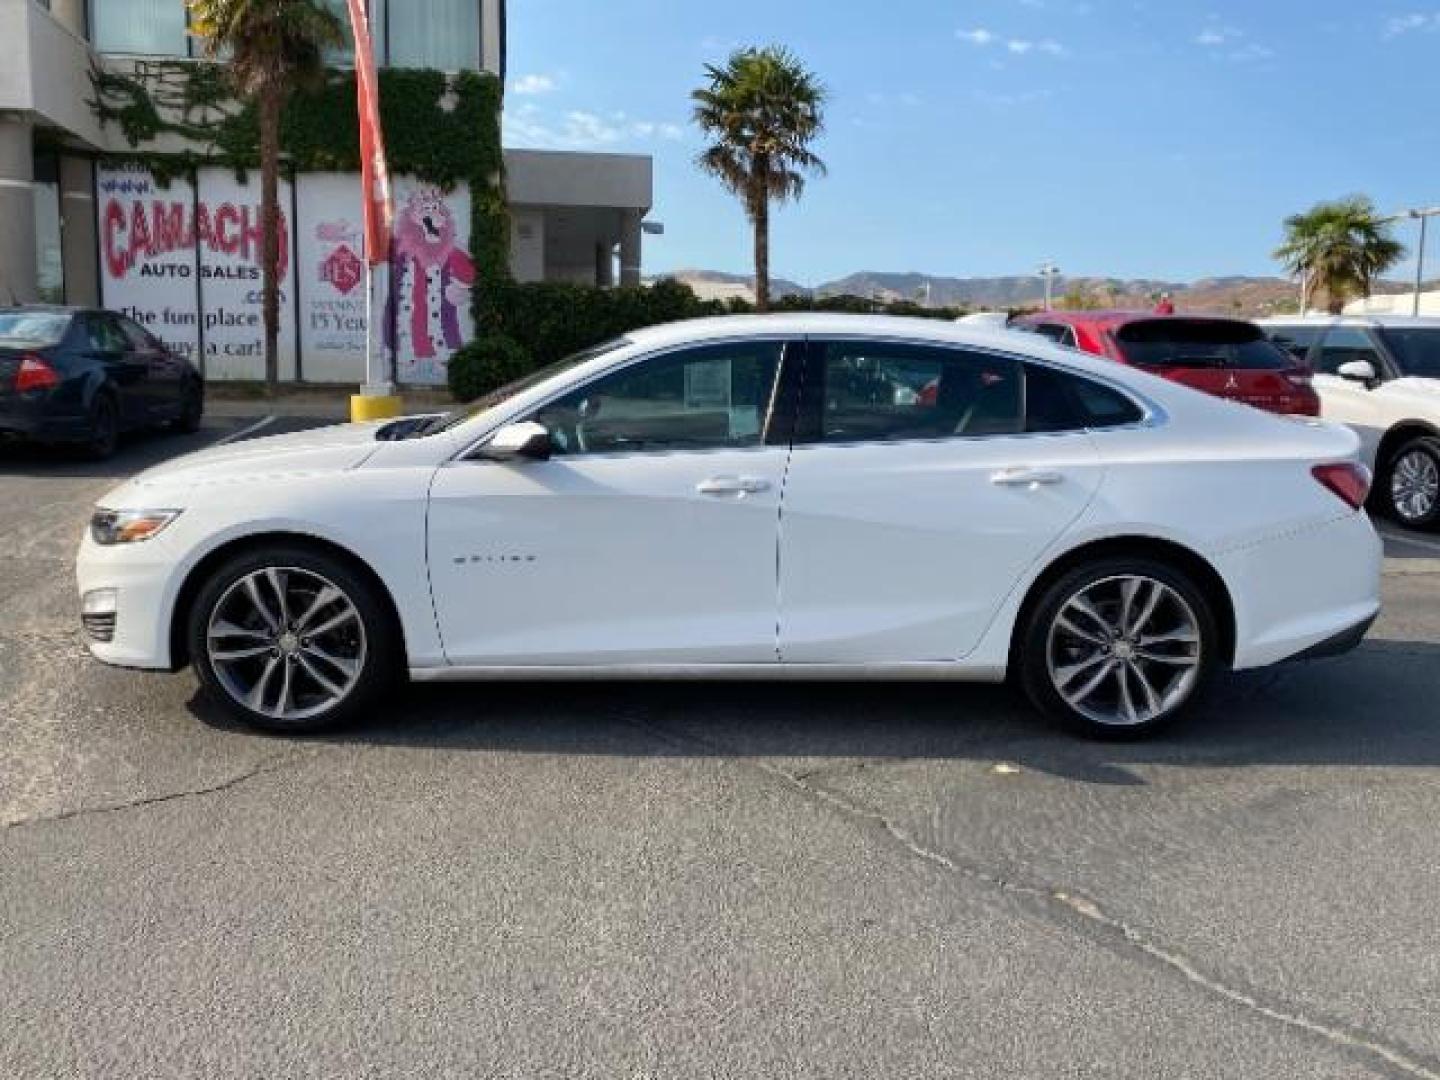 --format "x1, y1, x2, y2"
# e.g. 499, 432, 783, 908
321, 0, 356, 65
90, 0, 189, 55
385, 0, 480, 70
32, 152, 63, 304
